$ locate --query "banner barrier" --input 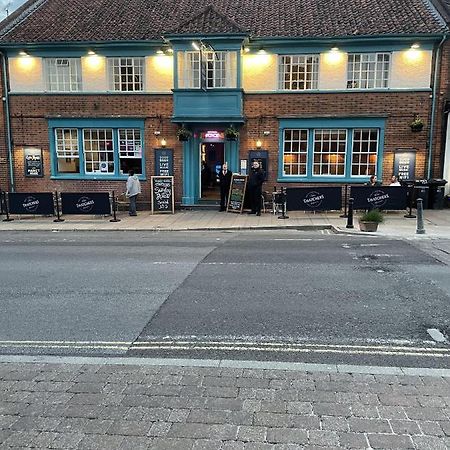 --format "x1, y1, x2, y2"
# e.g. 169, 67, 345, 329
61, 192, 111, 215
286, 187, 342, 211
350, 186, 408, 210
7, 192, 55, 215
